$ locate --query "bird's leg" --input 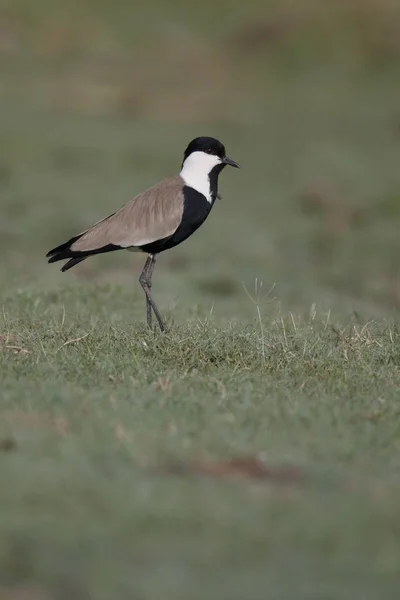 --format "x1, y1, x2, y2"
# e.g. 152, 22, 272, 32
141, 255, 153, 329
139, 254, 165, 333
